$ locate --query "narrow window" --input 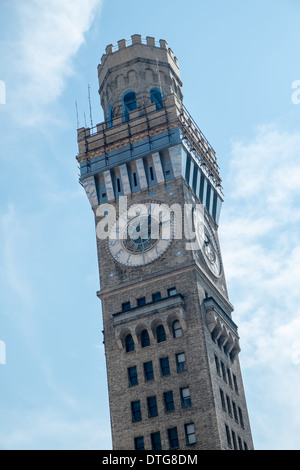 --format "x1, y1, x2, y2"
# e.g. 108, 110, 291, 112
172, 320, 183, 338
233, 374, 239, 394
221, 361, 227, 382
106, 104, 113, 129
160, 357, 170, 376
143, 361, 154, 381
125, 334, 134, 352
131, 400, 141, 422
141, 329, 150, 347
123, 91, 137, 121
151, 432, 162, 450
117, 178, 121, 193
215, 355, 221, 376
185, 423, 196, 445
128, 366, 138, 386
226, 395, 232, 416
238, 407, 244, 428
156, 325, 166, 343
227, 368, 233, 388
133, 172, 138, 187
150, 88, 164, 110
147, 396, 158, 417
149, 166, 154, 181
231, 430, 238, 450
220, 389, 226, 410
232, 401, 239, 422
225, 424, 232, 448
238, 436, 243, 450
180, 387, 191, 407
134, 436, 144, 450
176, 352, 186, 372
164, 391, 175, 412
167, 427, 179, 449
